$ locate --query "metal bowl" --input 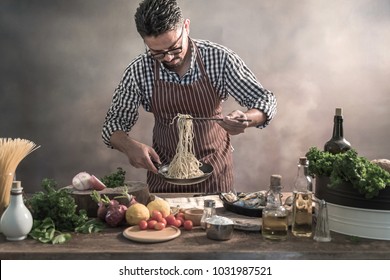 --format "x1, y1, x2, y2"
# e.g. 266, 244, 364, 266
205, 216, 234, 241
157, 162, 213, 186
